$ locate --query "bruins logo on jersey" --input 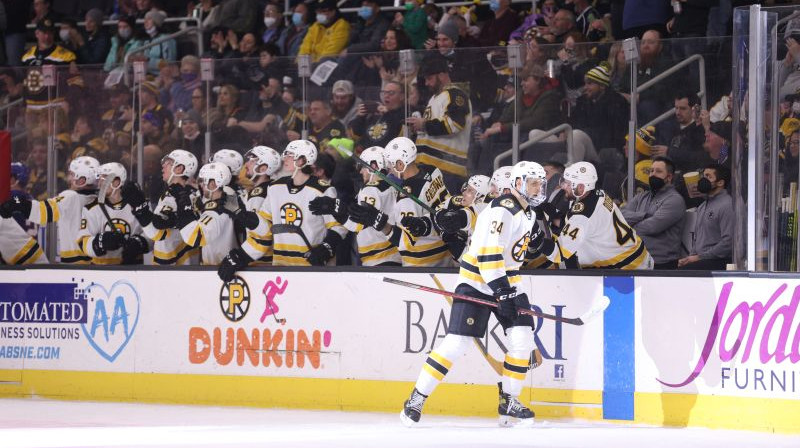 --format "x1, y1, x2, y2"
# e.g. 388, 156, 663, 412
105, 218, 131, 235
330, 129, 341, 137
219, 276, 250, 322
512, 231, 531, 262
280, 203, 303, 227
368, 122, 388, 140
500, 198, 515, 209
452, 195, 464, 206
24, 69, 45, 94
571, 202, 585, 213
251, 186, 263, 197
205, 200, 218, 210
